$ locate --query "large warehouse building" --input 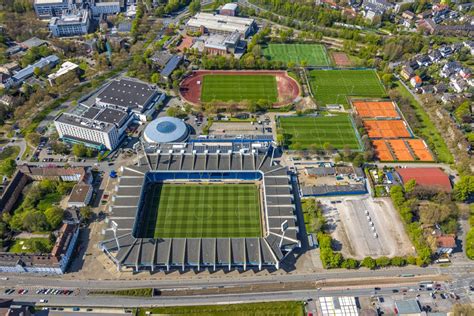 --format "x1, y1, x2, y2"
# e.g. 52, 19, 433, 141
186, 12, 256, 38
99, 146, 300, 272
